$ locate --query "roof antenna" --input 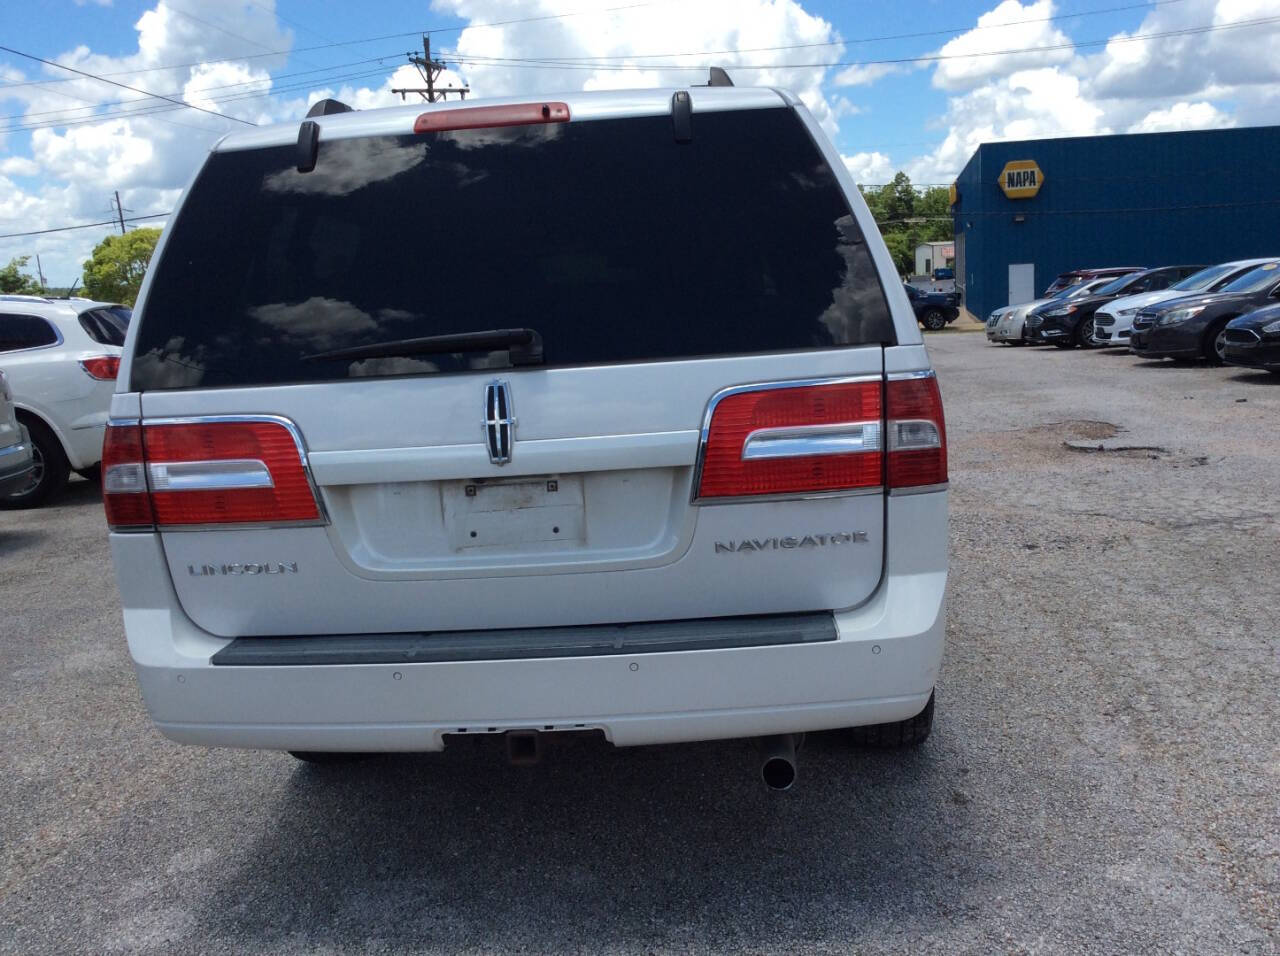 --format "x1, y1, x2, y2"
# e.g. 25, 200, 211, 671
306, 98, 353, 117
707, 67, 734, 87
